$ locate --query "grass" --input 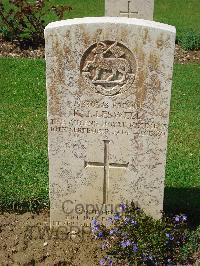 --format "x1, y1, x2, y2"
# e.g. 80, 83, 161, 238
154, 0, 200, 38
0, 58, 48, 211
0, 58, 199, 225
164, 64, 200, 226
